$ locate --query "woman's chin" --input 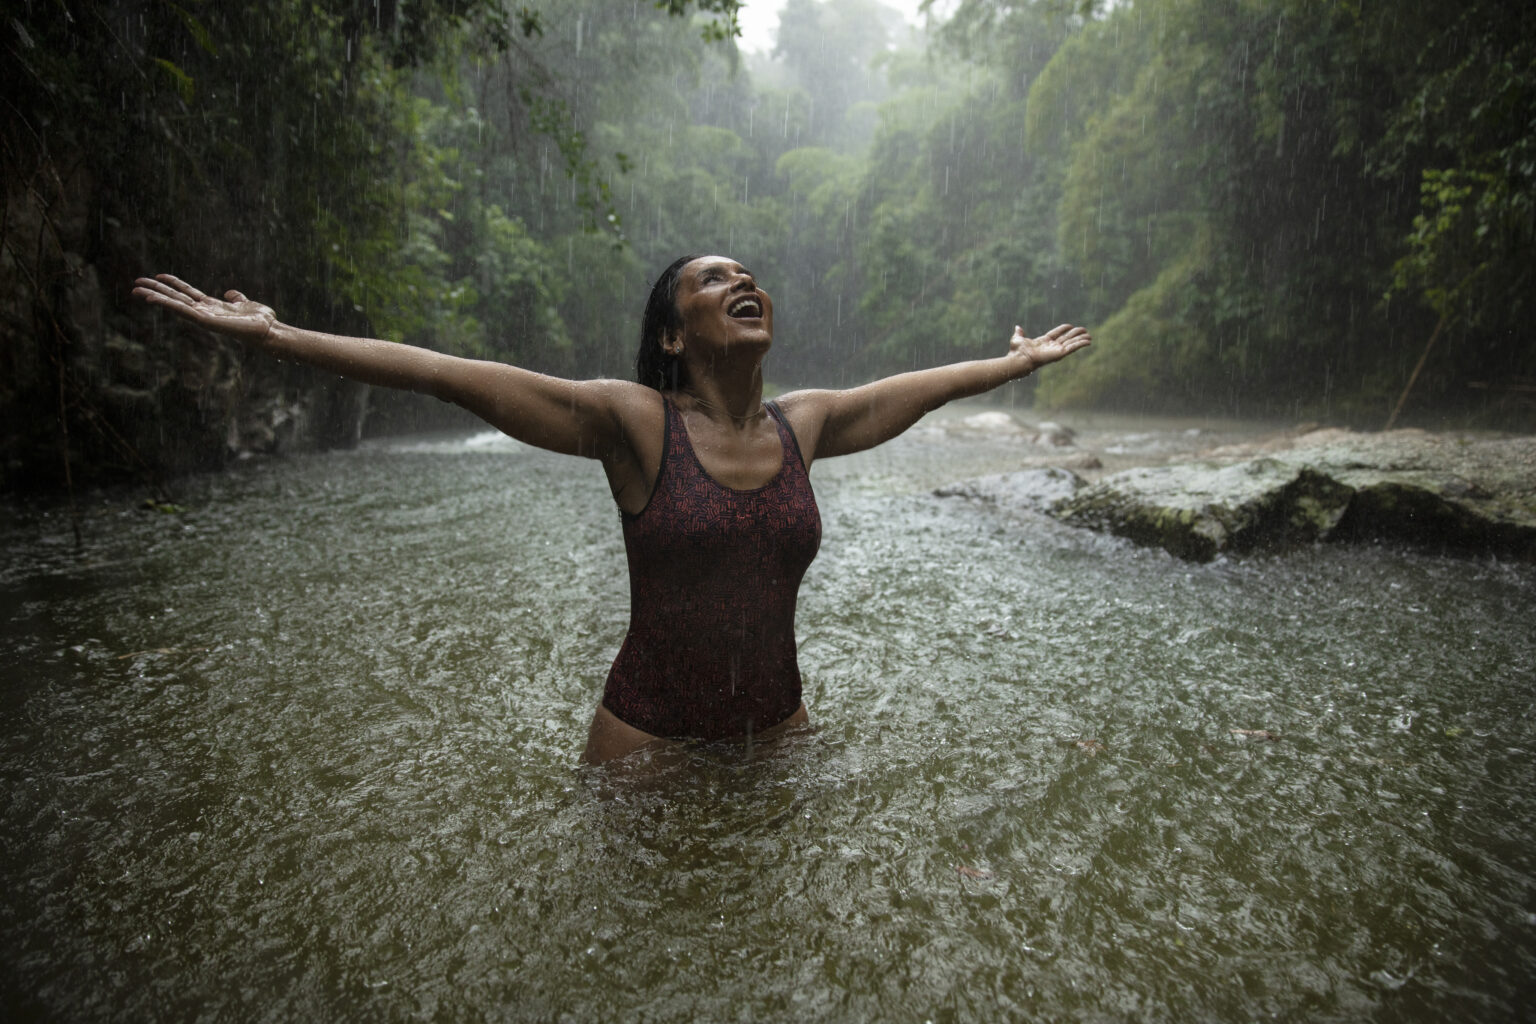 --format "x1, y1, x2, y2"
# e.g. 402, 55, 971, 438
723, 326, 772, 350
